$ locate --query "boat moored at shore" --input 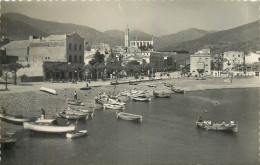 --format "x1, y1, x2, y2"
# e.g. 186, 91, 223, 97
116, 112, 143, 122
